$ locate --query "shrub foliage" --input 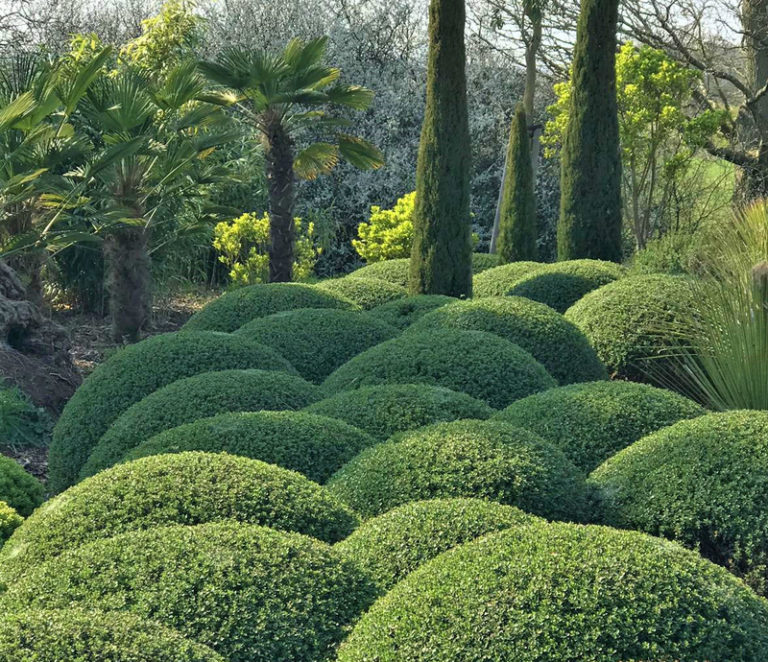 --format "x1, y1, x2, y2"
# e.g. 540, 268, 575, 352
0, 456, 43, 518
315, 277, 407, 310
367, 295, 455, 329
